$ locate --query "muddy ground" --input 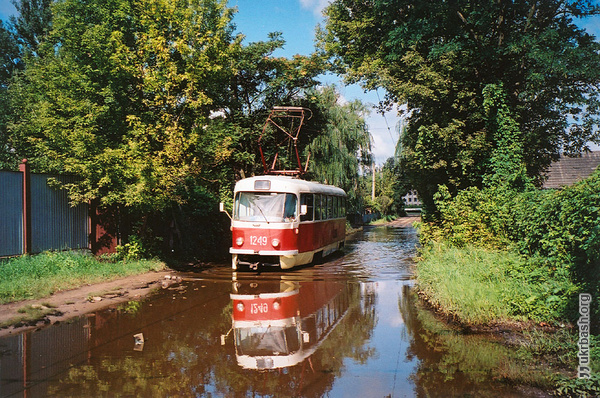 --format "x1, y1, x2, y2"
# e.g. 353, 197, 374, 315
385, 216, 420, 228
0, 270, 176, 338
